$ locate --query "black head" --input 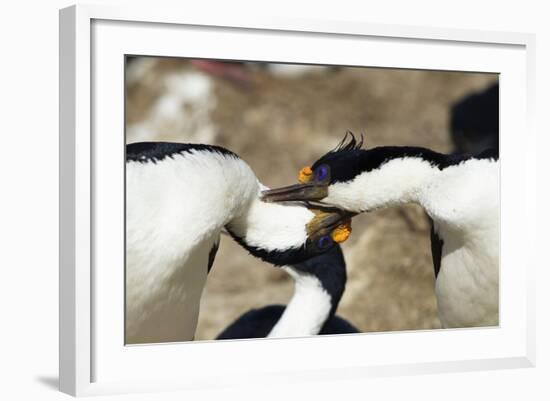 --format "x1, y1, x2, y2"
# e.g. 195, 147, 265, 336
261, 132, 365, 203
261, 132, 453, 204
310, 132, 368, 185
